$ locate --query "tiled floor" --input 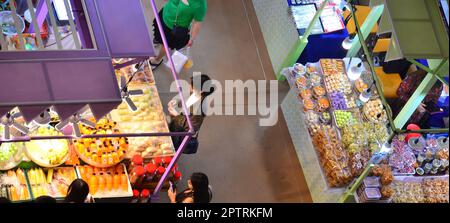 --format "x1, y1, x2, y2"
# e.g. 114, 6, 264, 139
148, 0, 312, 203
